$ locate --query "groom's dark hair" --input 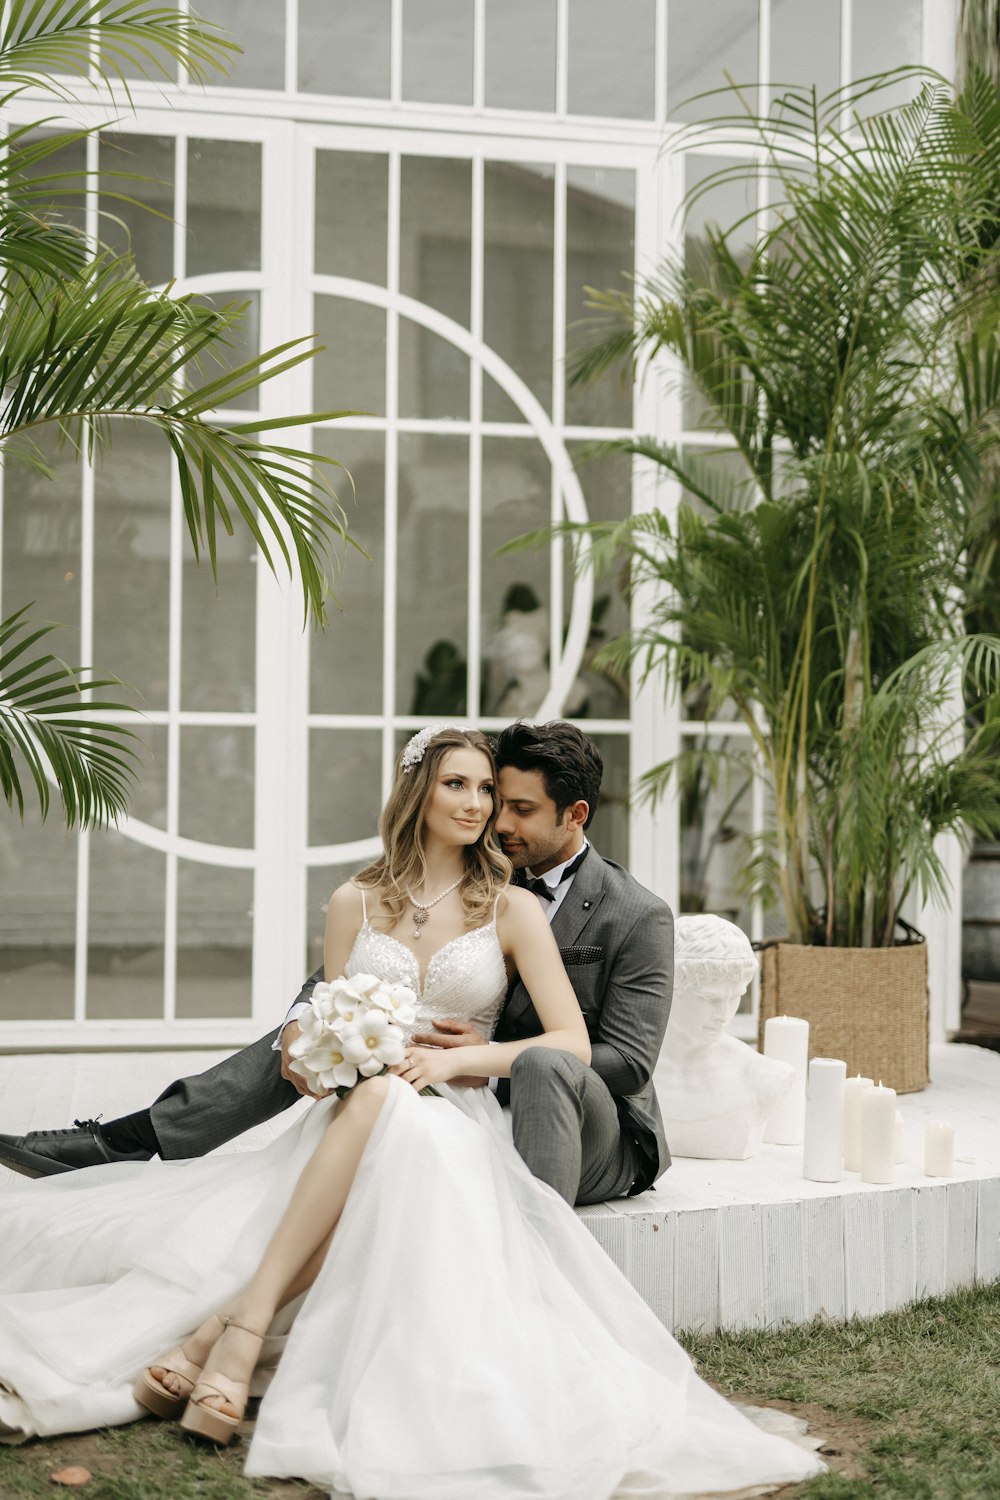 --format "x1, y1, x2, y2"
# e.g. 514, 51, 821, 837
493, 721, 603, 829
